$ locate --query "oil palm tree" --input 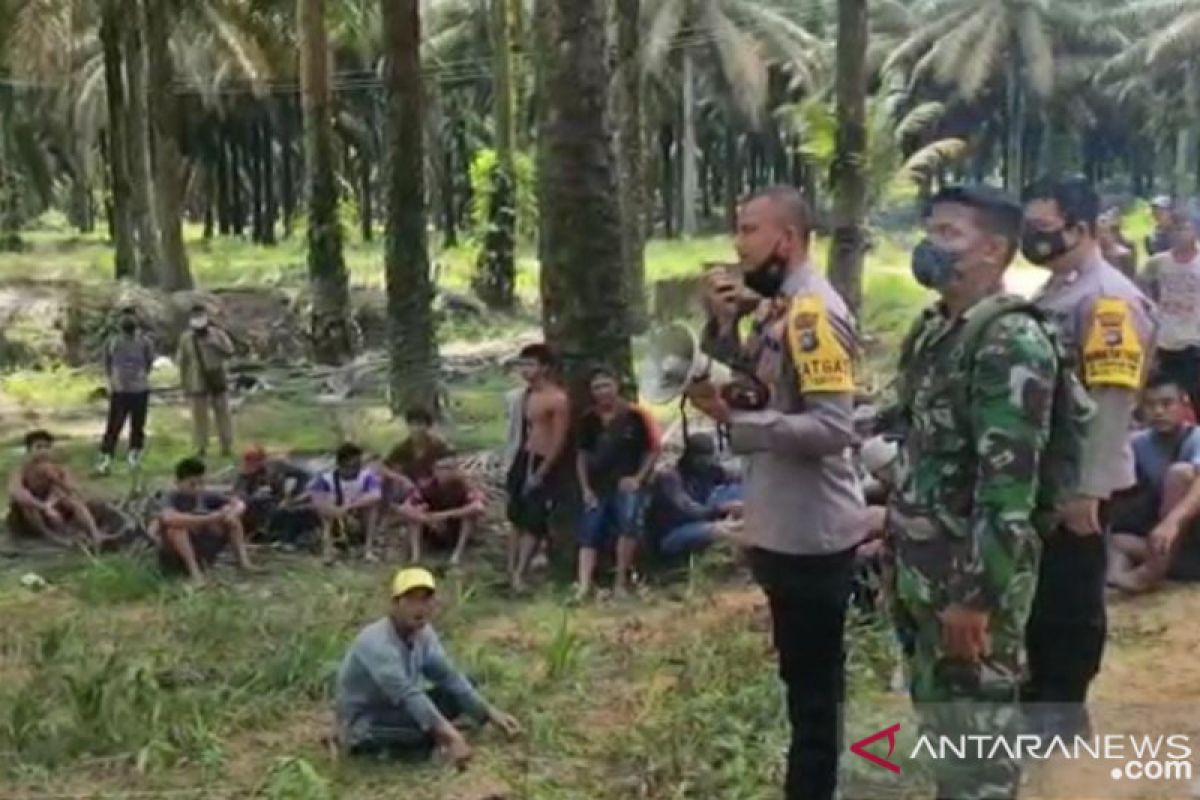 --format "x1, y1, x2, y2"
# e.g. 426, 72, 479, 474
537, 0, 633, 397
642, 0, 829, 235
299, 0, 353, 364
884, 0, 1121, 189
381, 0, 440, 413
1102, 0, 1200, 193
